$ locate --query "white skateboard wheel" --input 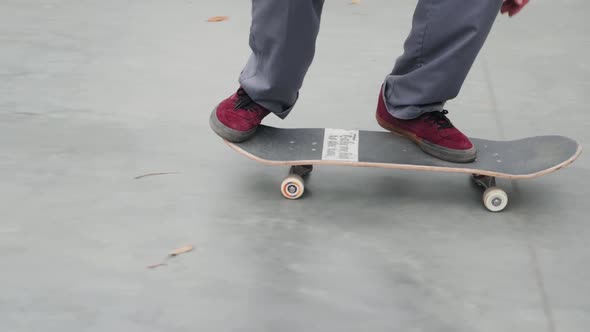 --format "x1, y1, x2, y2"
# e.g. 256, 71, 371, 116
281, 175, 304, 200
482, 187, 508, 212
